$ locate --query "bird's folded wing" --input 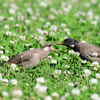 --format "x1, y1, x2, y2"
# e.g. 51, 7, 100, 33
79, 48, 100, 62
8, 50, 37, 64
83, 49, 100, 57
